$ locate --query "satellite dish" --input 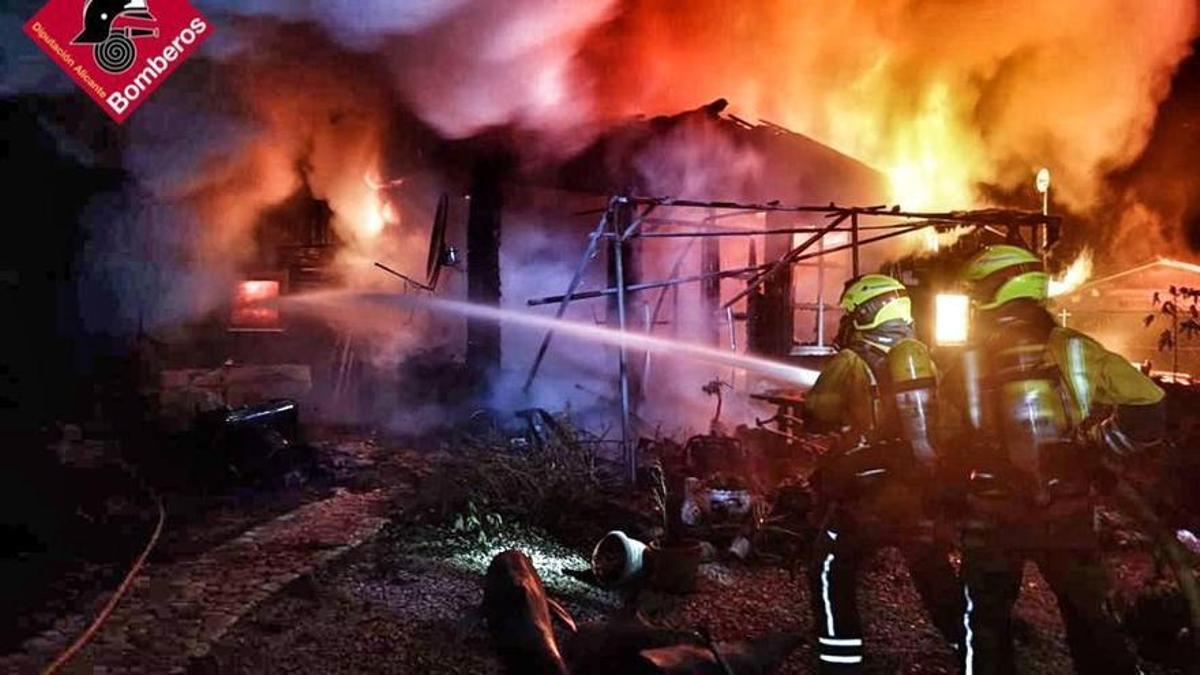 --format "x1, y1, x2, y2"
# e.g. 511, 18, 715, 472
1035, 168, 1051, 194
425, 193, 451, 289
